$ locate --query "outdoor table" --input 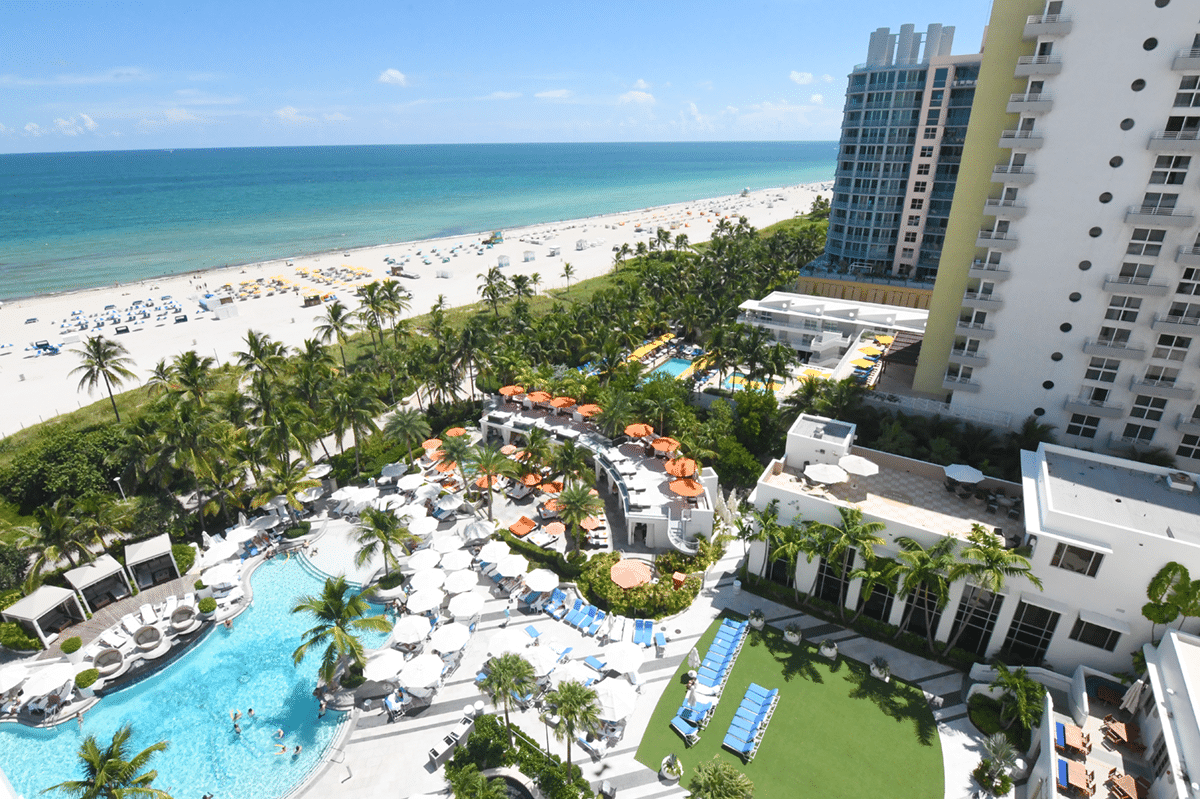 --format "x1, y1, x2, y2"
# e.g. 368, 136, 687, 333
1111, 773, 1138, 799
1106, 720, 1140, 744
1061, 721, 1086, 753
1067, 761, 1091, 793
